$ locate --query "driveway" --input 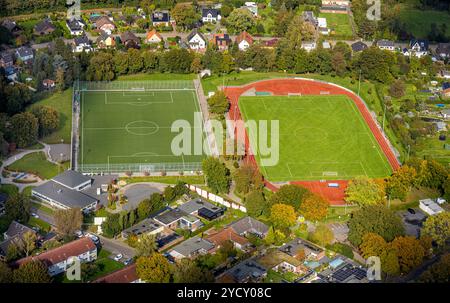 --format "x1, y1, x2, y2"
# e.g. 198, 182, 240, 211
119, 183, 166, 211
328, 223, 349, 243
98, 235, 136, 259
